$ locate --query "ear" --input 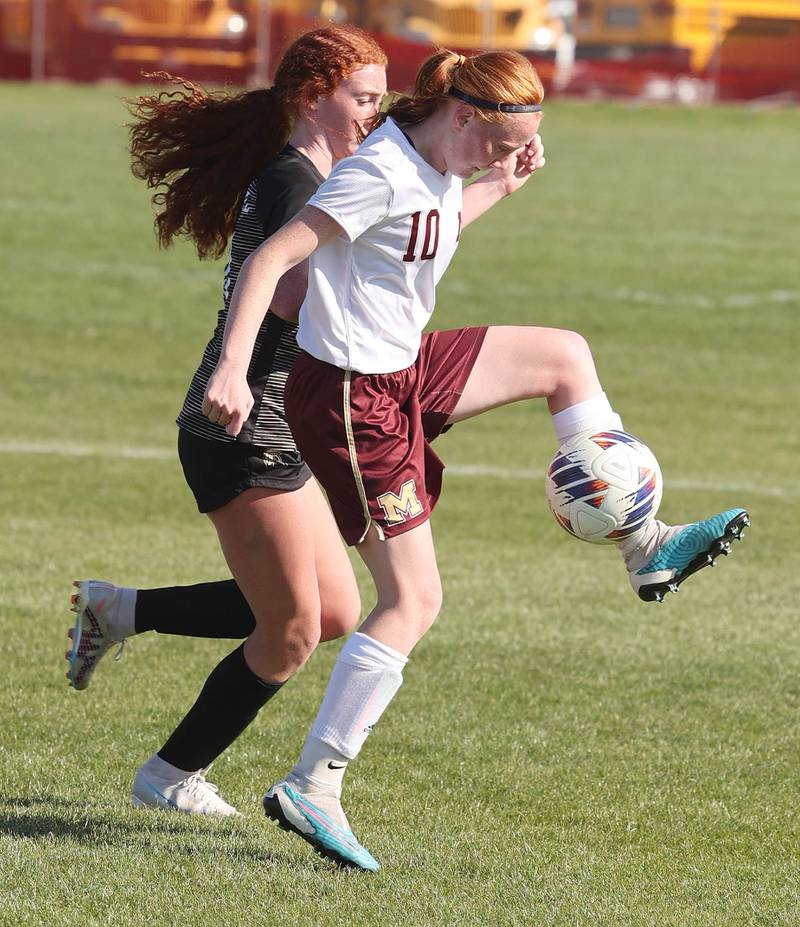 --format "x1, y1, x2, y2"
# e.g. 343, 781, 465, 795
299, 87, 321, 113
452, 103, 474, 131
